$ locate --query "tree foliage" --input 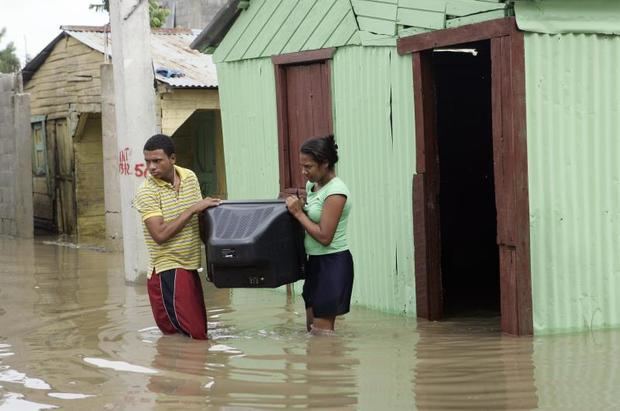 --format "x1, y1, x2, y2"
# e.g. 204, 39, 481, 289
0, 28, 20, 73
148, 0, 170, 28
89, 0, 170, 28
